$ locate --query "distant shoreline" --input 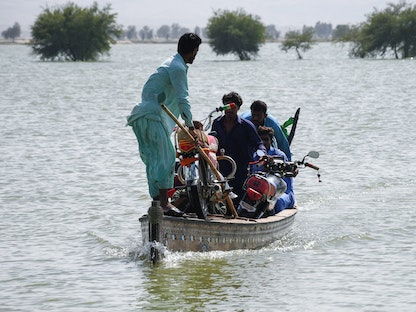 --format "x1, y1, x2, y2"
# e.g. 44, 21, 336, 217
0, 38, 332, 45
0, 39, 31, 44
0, 39, 181, 45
